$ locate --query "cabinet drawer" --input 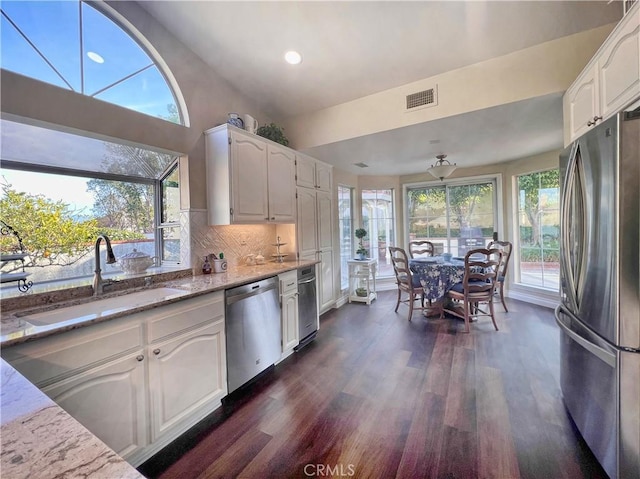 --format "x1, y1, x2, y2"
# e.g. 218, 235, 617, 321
279, 270, 298, 295
147, 291, 224, 342
3, 316, 144, 387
